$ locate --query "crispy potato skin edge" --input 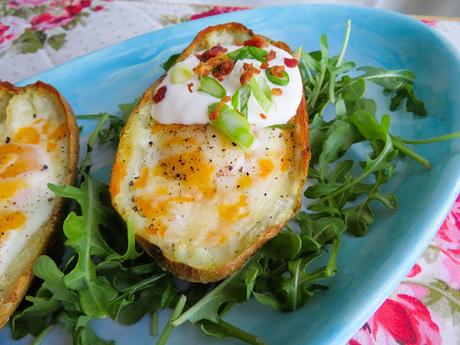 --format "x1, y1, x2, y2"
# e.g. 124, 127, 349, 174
0, 81, 79, 329
111, 22, 310, 283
